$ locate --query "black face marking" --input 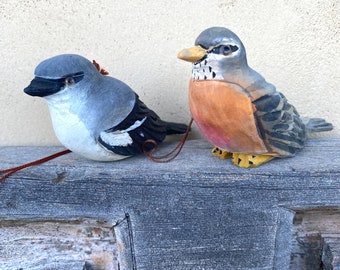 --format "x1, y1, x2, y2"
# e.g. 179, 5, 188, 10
54, 71, 85, 89
64, 72, 84, 84
57, 71, 85, 90
52, 72, 85, 88
24, 71, 84, 97
210, 44, 239, 56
